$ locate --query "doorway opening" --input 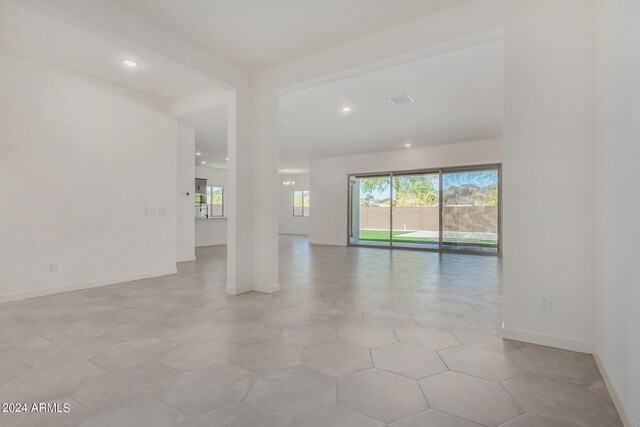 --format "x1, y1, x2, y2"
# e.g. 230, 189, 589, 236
348, 164, 501, 255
